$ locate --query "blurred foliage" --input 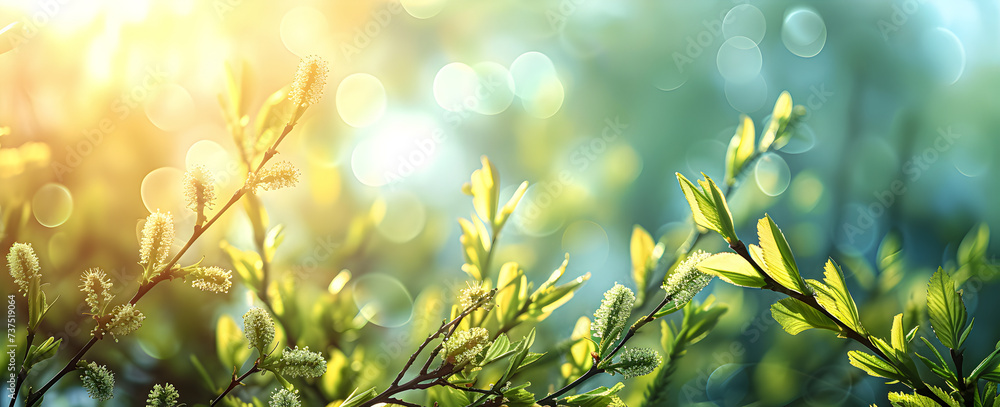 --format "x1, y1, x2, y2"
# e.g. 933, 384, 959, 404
1, 0, 999, 406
